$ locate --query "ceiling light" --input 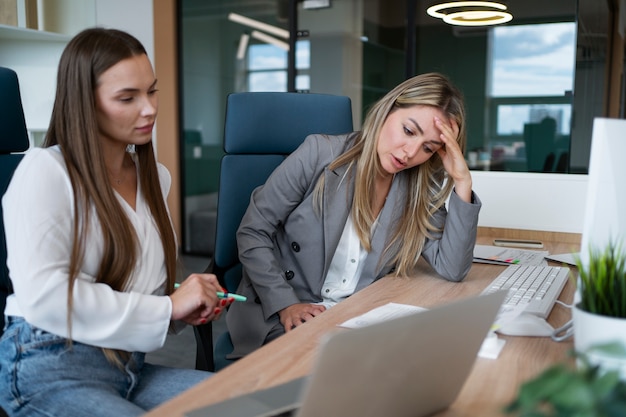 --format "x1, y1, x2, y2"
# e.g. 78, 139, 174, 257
236, 33, 250, 59
250, 30, 289, 51
427, 1, 512, 26
228, 13, 289, 39
303, 0, 331, 9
